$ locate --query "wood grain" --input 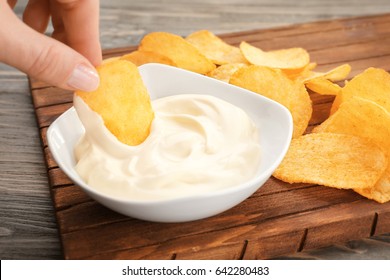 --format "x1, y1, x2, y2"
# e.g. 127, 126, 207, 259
27, 13, 390, 259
